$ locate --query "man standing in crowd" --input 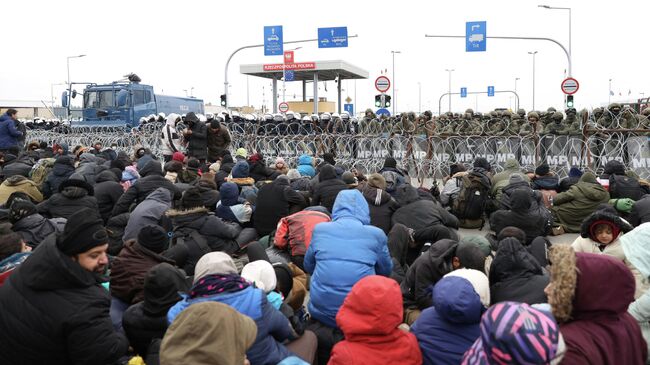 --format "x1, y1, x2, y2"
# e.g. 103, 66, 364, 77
0, 208, 129, 364
207, 117, 231, 163
0, 108, 24, 153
